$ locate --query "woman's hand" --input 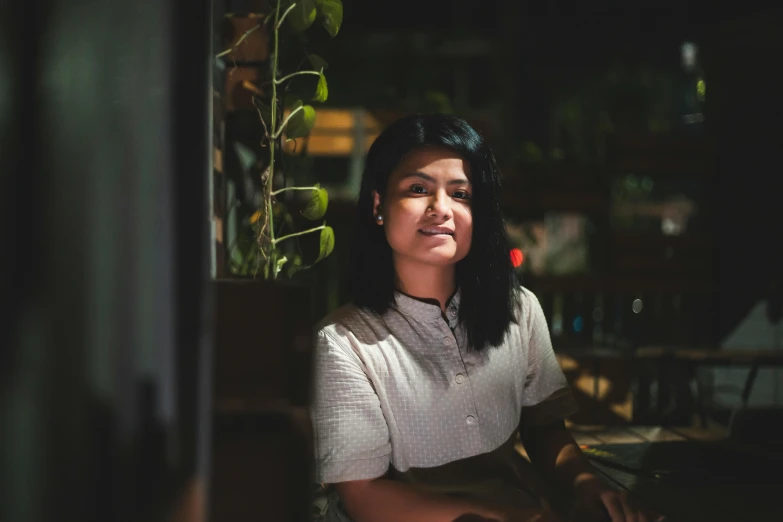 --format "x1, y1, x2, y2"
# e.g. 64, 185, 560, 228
570, 475, 666, 522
